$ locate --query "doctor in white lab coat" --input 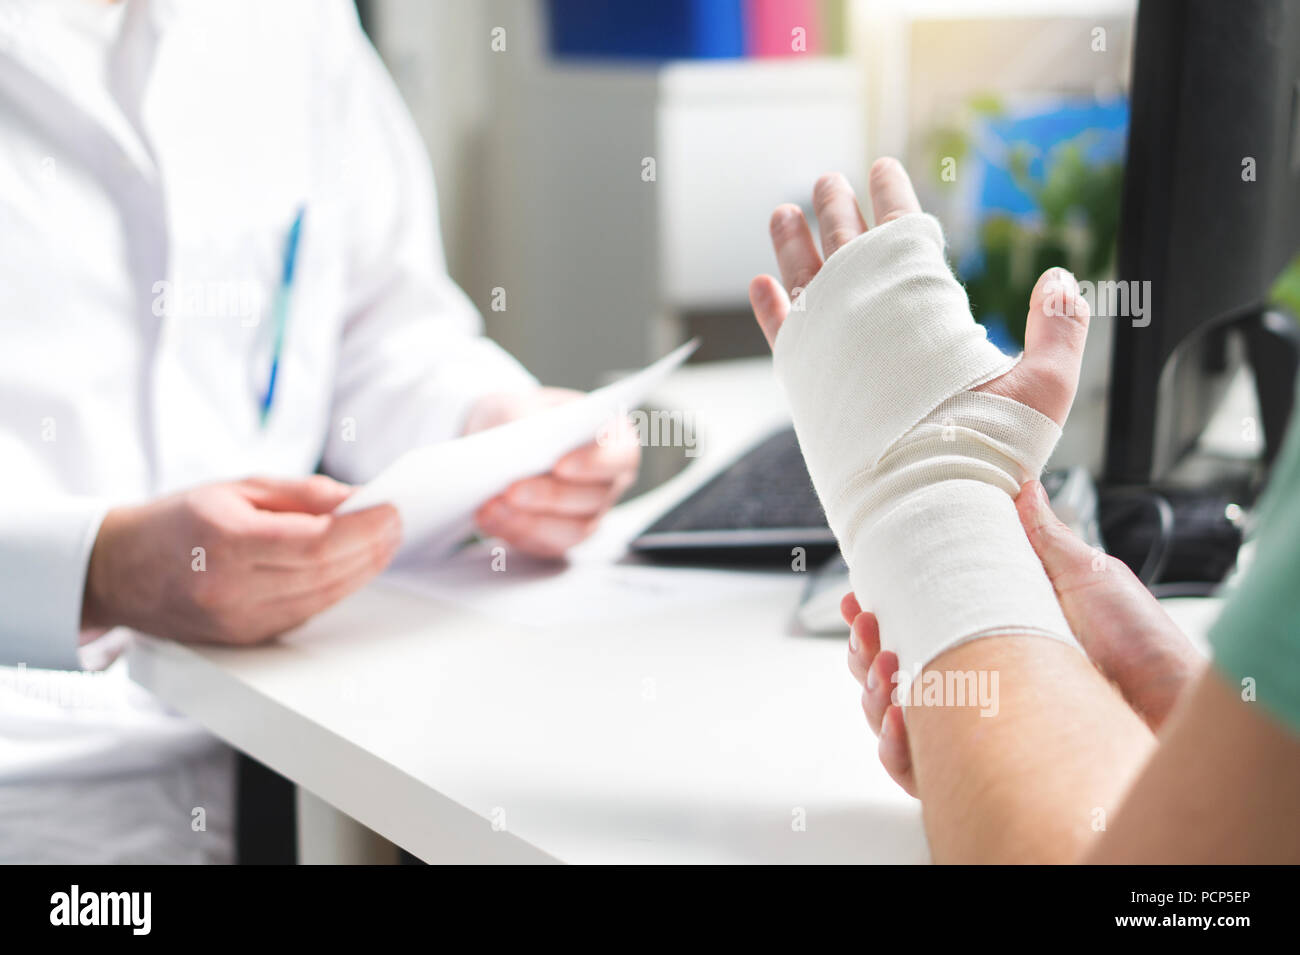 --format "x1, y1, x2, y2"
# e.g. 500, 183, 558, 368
0, 0, 638, 862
